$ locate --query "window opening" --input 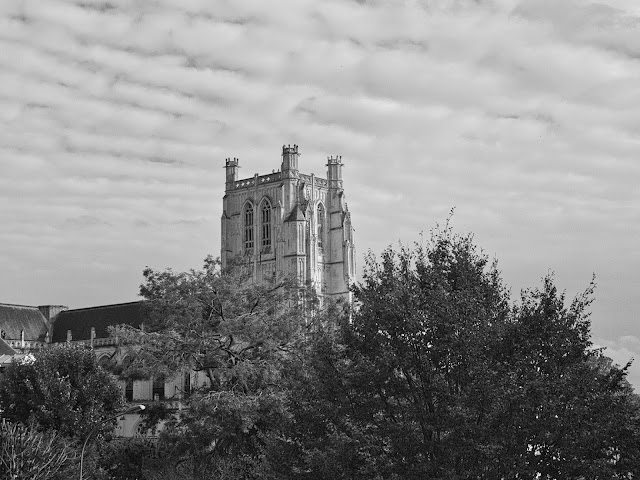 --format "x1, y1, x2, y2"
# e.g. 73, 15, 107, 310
121, 356, 134, 402
125, 379, 134, 402
184, 372, 191, 395
244, 203, 254, 253
317, 204, 325, 249
262, 200, 272, 250
153, 376, 165, 401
